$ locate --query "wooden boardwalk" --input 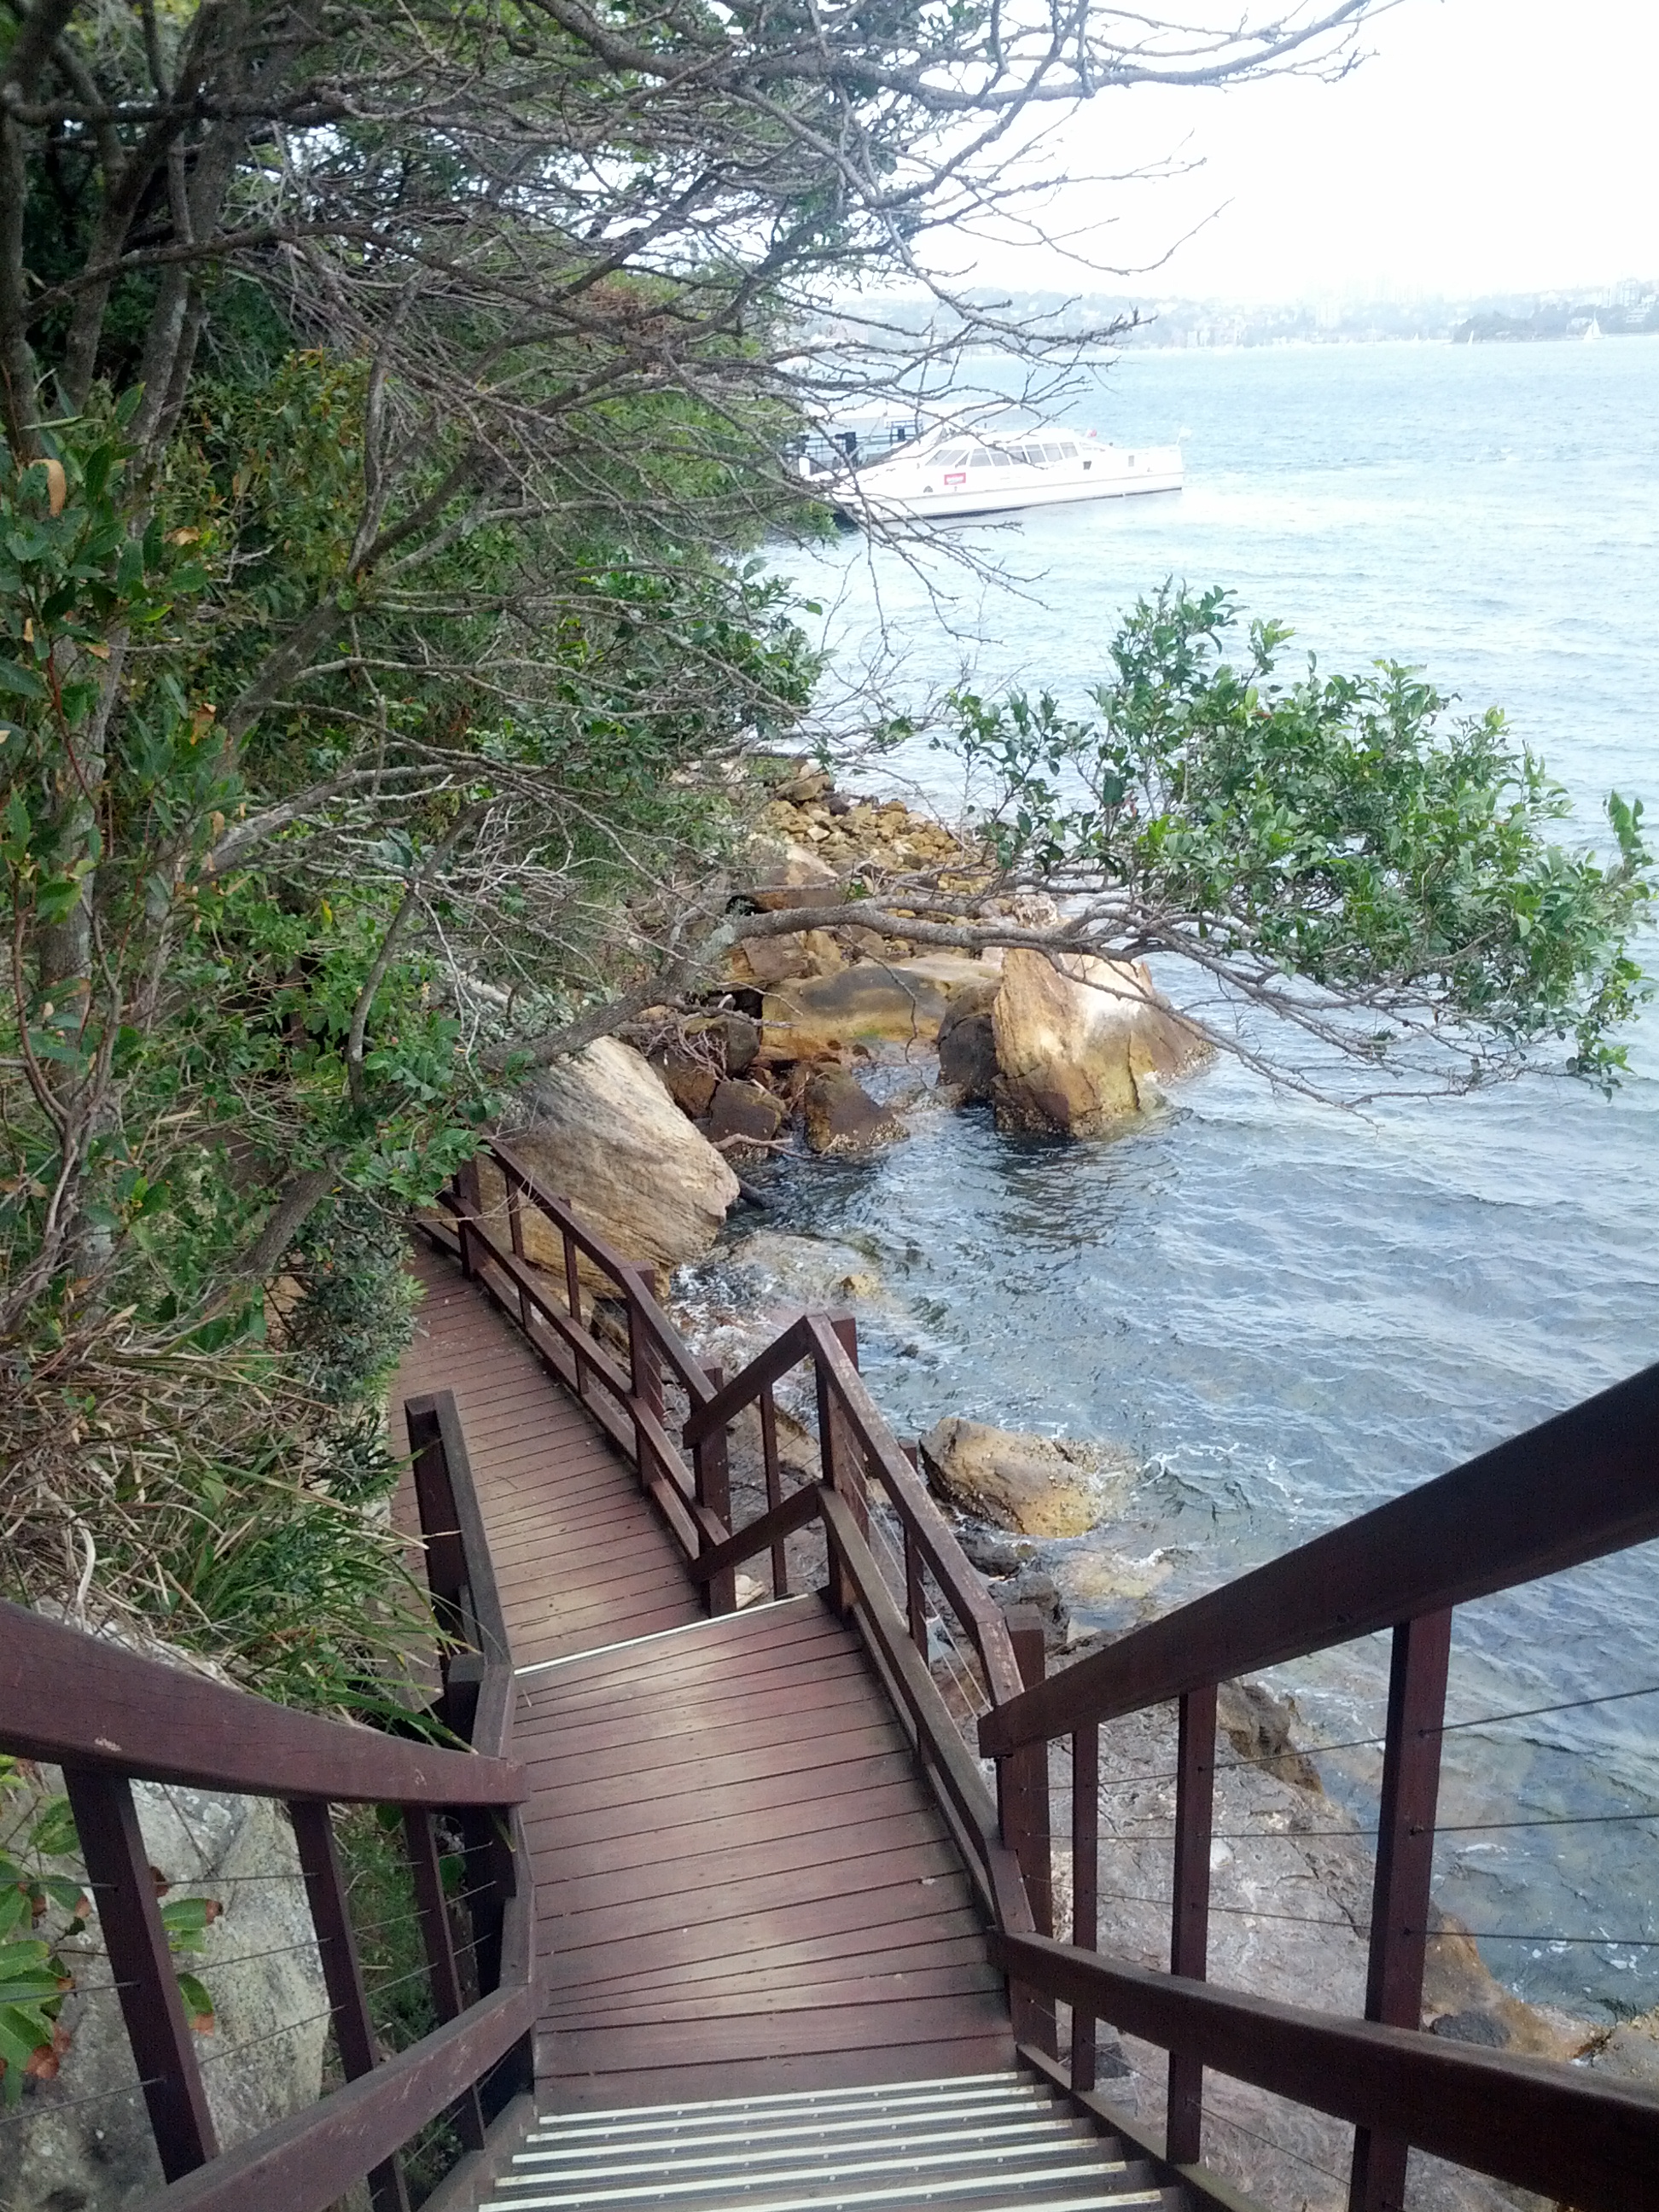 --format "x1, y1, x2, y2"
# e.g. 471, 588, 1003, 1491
392, 1243, 1015, 2111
